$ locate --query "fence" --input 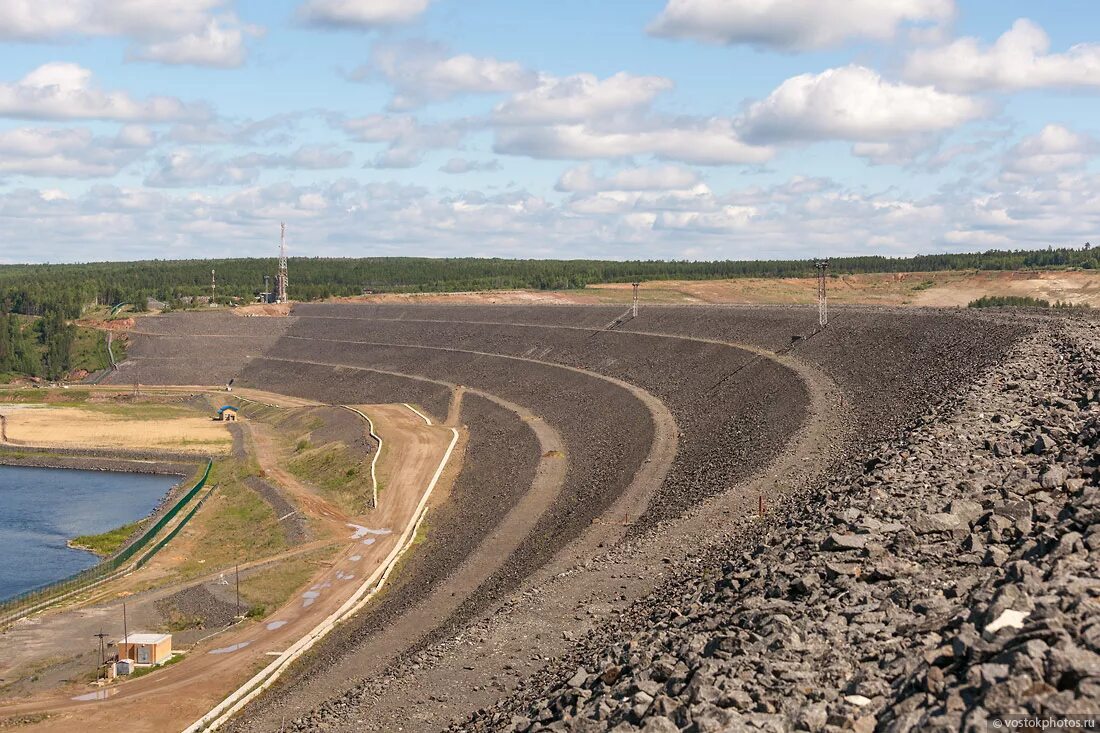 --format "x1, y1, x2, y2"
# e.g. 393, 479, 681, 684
0, 460, 212, 622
